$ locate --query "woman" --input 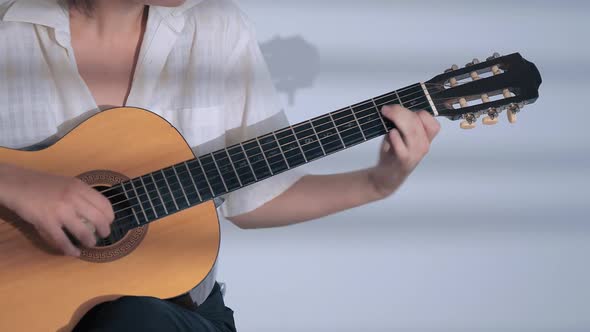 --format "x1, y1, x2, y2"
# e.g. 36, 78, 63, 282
0, 0, 440, 331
